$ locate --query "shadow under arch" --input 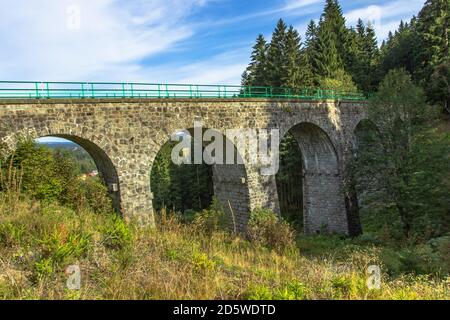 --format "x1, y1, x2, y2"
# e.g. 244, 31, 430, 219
41, 134, 121, 214
352, 119, 380, 153
350, 118, 383, 233
280, 122, 348, 234
150, 127, 251, 231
